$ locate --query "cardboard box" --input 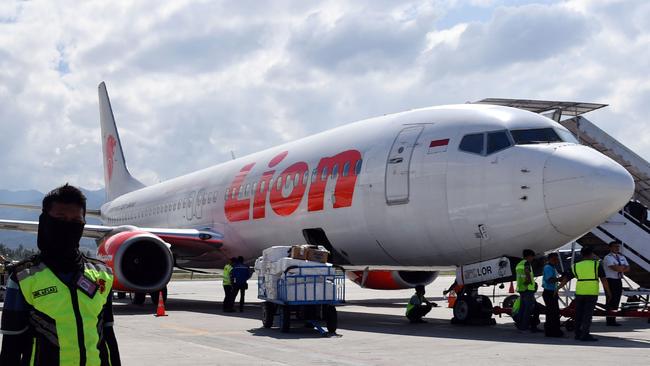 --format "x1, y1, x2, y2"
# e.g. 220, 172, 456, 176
290, 245, 308, 260
290, 245, 330, 263
306, 249, 329, 263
